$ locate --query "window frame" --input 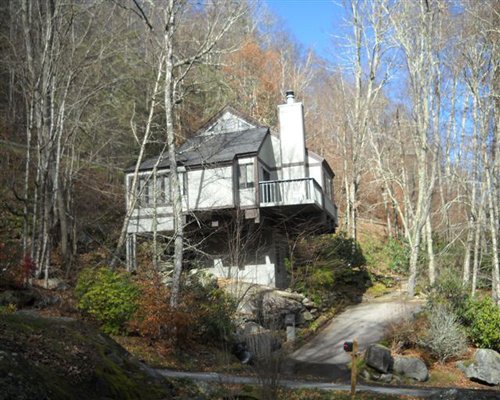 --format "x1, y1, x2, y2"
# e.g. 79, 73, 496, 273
238, 163, 254, 189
